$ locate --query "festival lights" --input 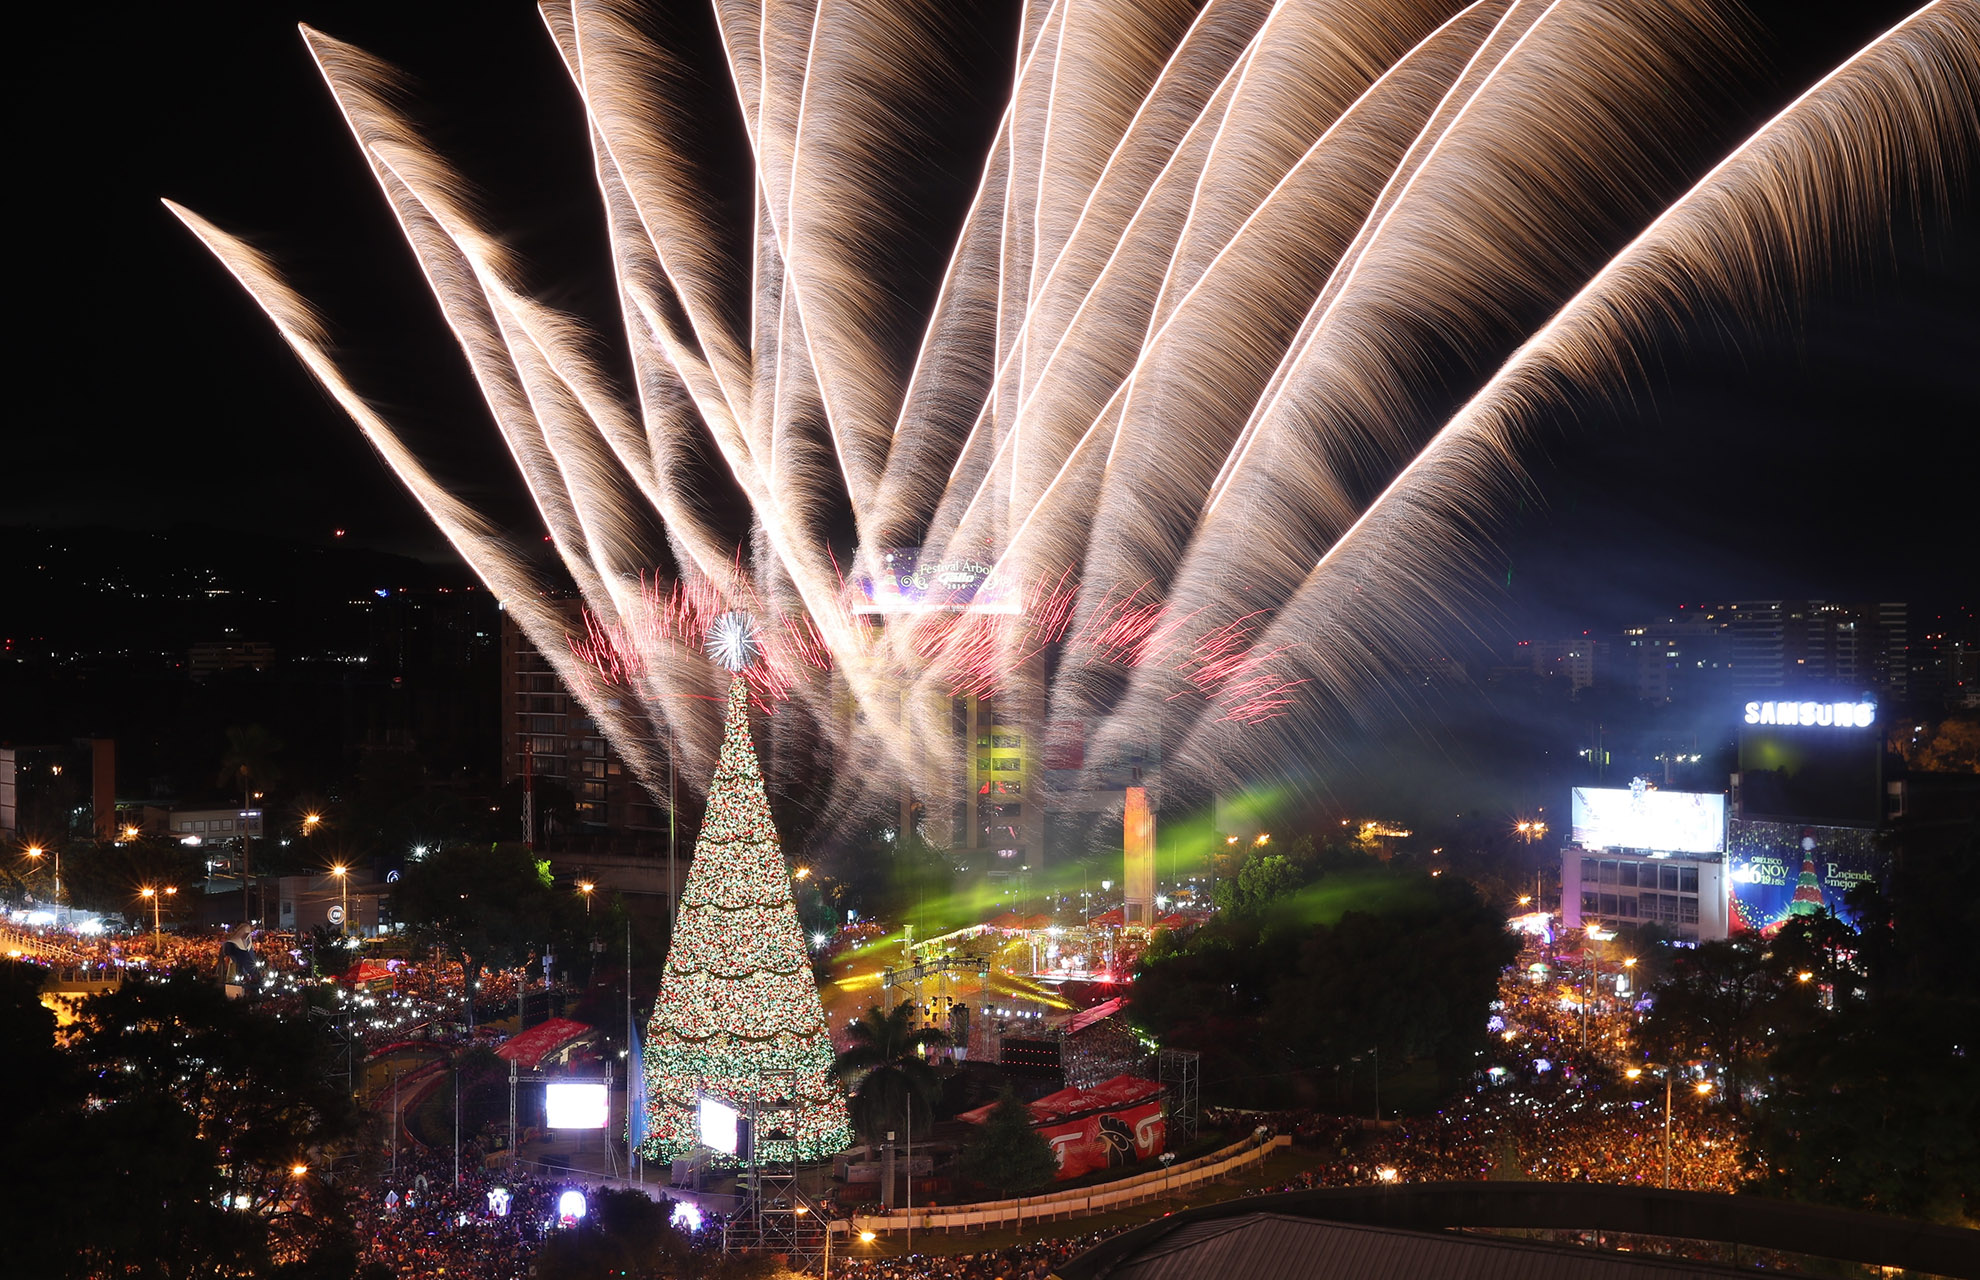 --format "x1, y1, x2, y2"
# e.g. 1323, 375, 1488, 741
636, 676, 852, 1163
